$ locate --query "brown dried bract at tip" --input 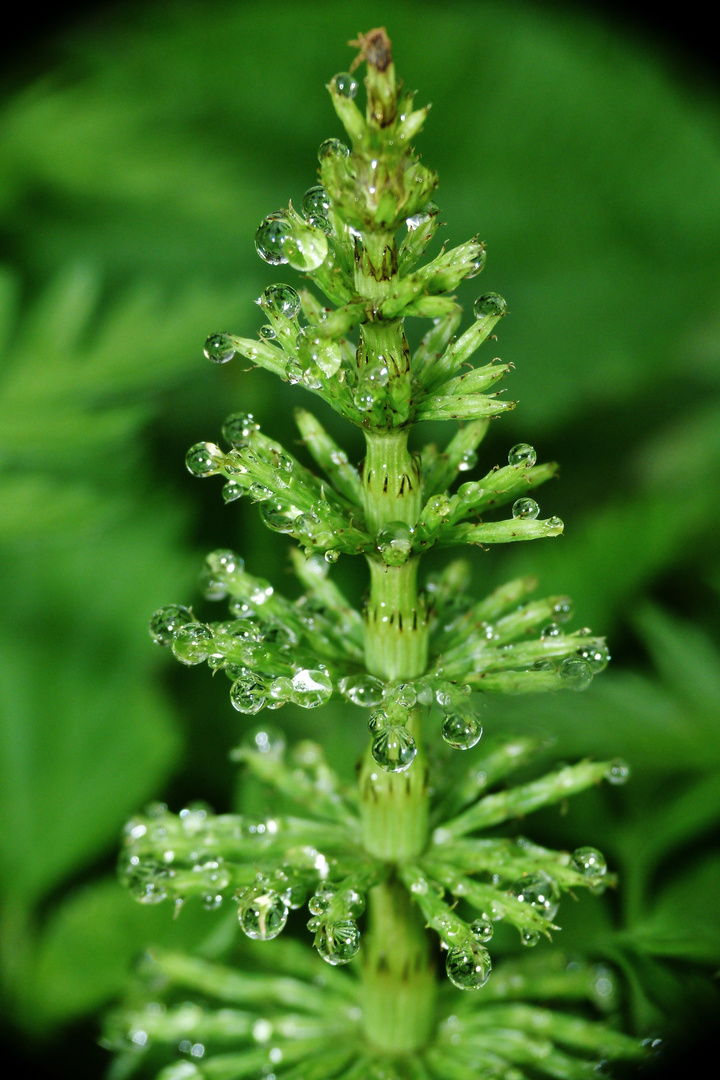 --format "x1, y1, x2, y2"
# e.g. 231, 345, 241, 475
348, 28, 393, 73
